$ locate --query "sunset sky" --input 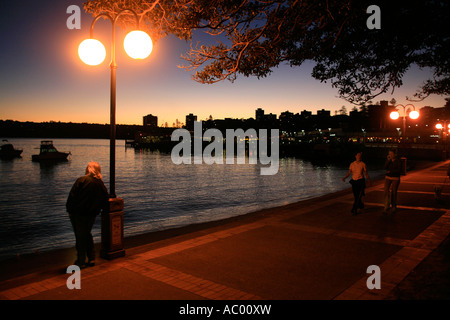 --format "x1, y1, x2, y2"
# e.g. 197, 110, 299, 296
0, 0, 447, 126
